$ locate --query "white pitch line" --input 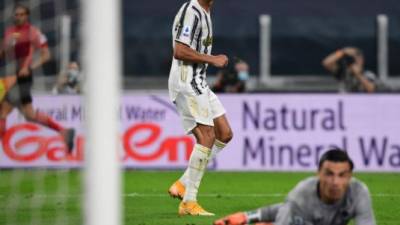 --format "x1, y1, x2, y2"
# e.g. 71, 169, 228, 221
125, 193, 400, 198
1, 193, 400, 198
125, 193, 286, 198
